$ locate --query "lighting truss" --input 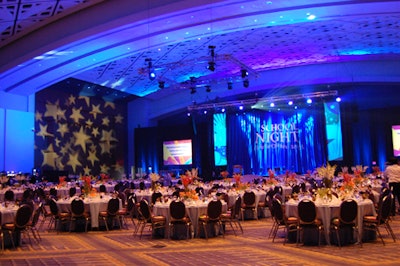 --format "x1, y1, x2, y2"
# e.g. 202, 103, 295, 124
187, 90, 338, 111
